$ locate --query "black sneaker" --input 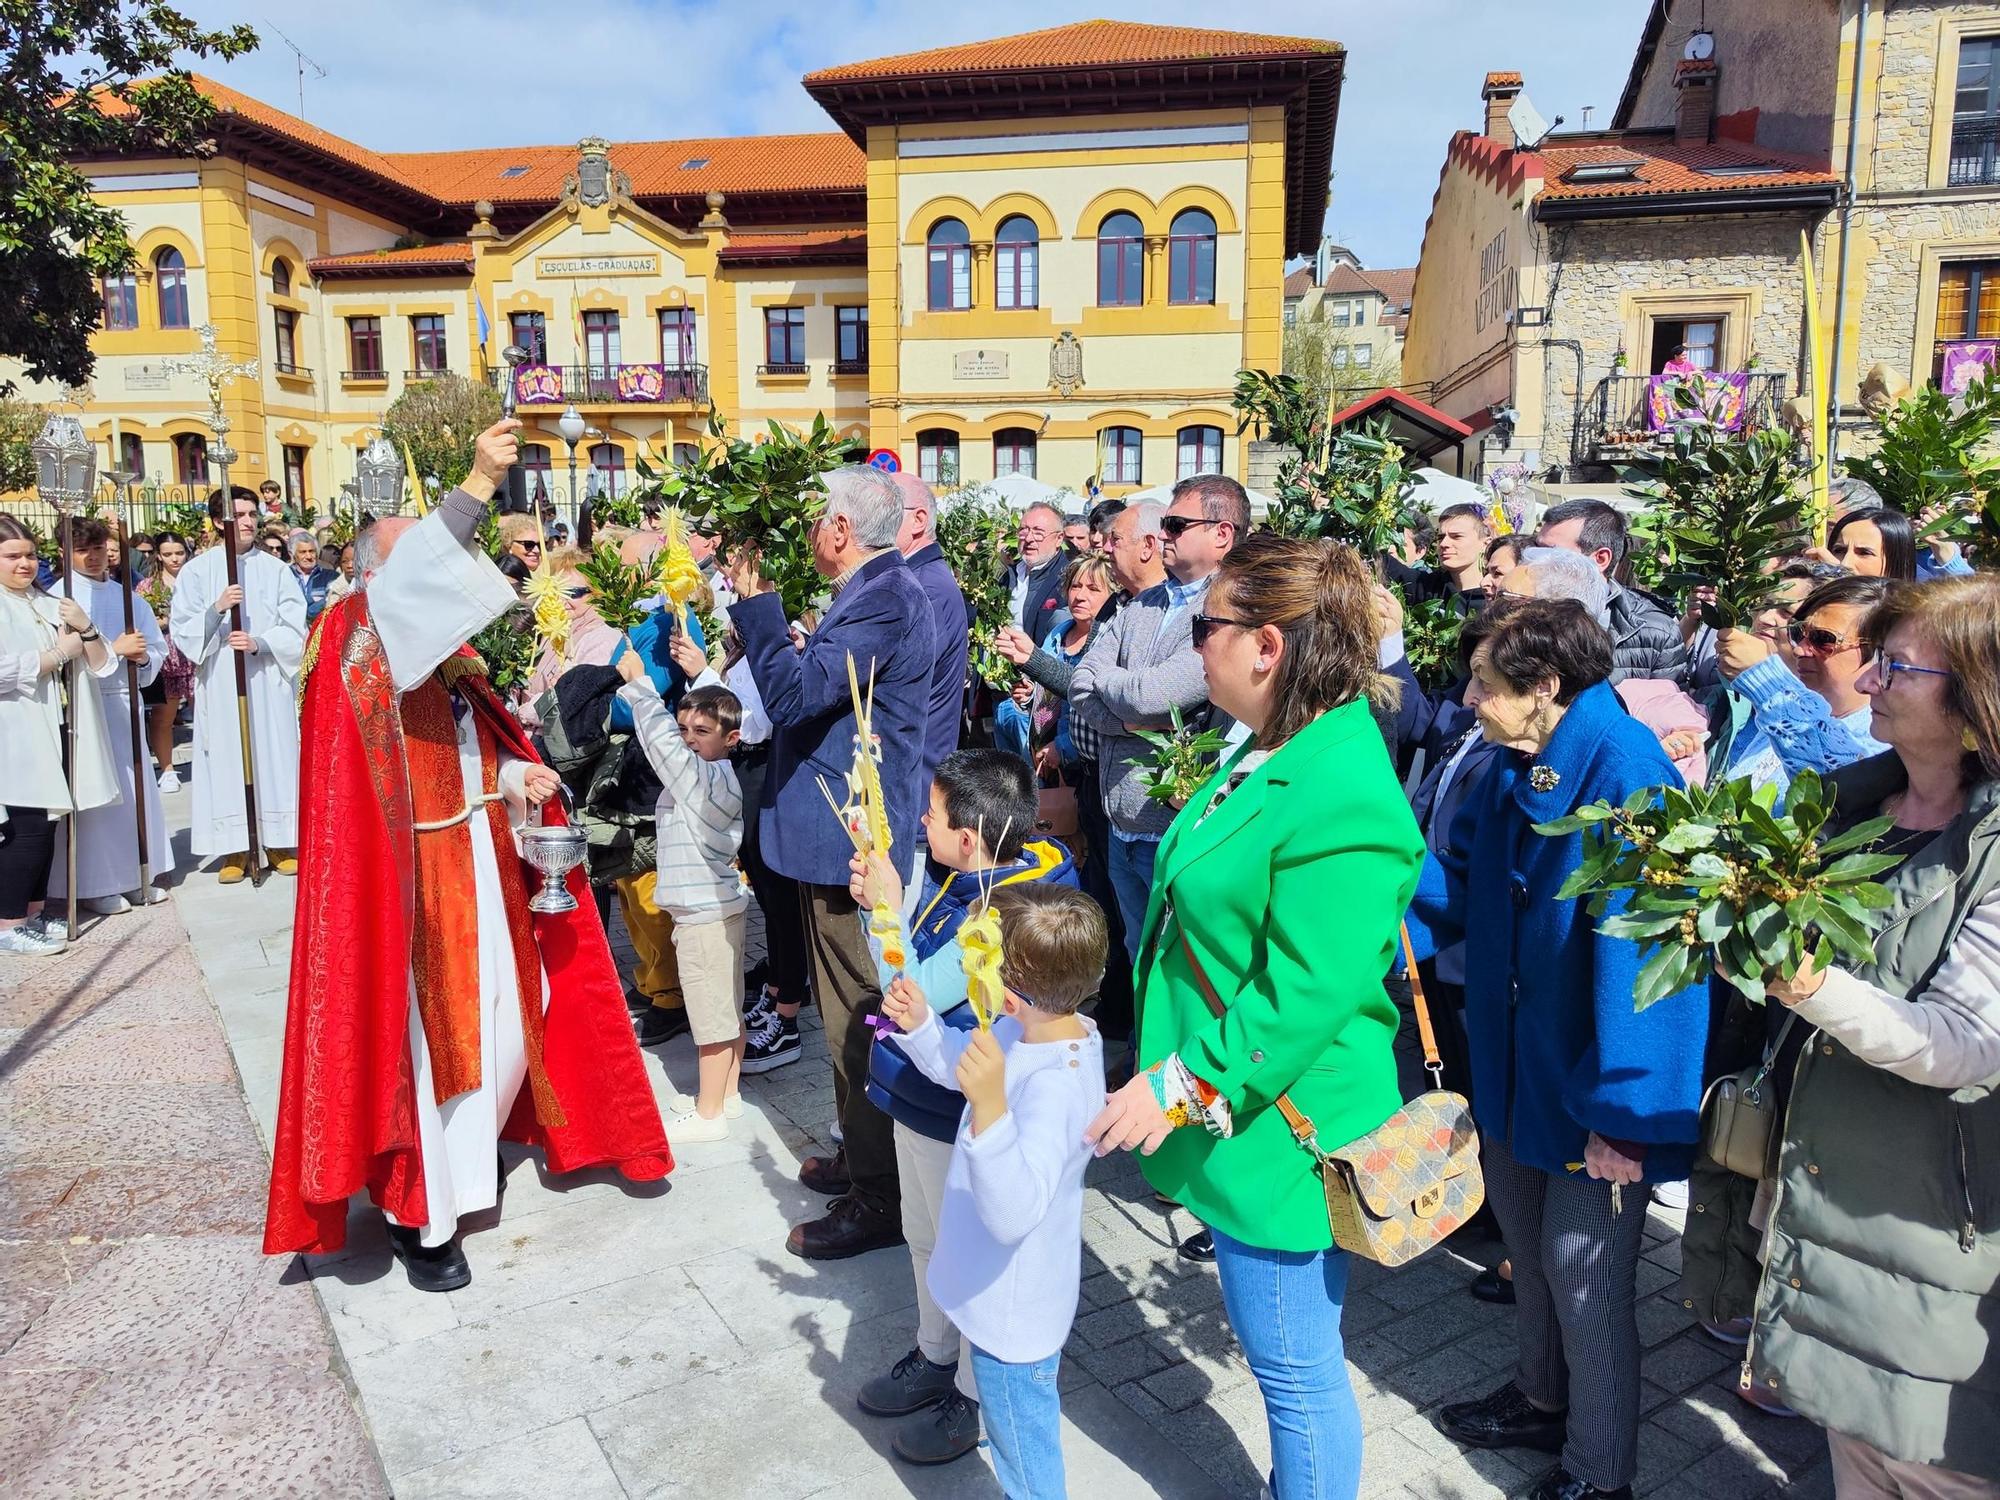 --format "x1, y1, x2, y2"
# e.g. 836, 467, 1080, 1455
858, 1347, 958, 1417
743, 958, 770, 997
633, 1005, 691, 1047
742, 1009, 801, 1074
1436, 1381, 1567, 1455
744, 989, 776, 1025
624, 987, 654, 1019
891, 1389, 980, 1466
